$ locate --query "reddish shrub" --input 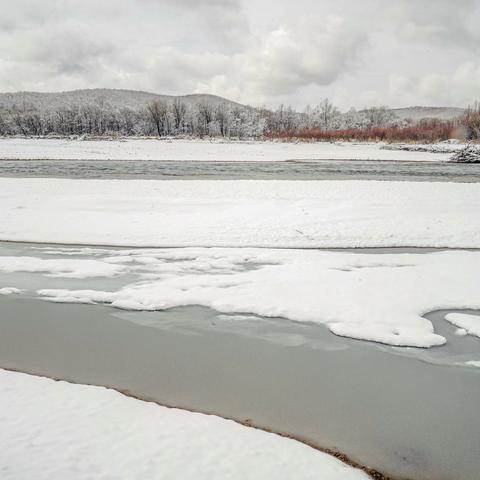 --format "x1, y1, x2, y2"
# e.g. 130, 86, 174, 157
266, 120, 457, 143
